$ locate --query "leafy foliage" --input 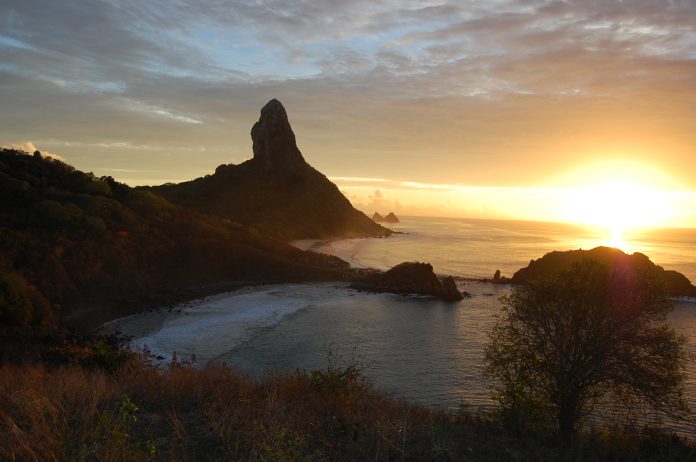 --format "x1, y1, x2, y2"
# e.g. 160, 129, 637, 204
486, 260, 689, 440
